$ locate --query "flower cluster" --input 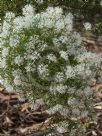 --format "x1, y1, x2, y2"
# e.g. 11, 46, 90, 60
0, 4, 102, 135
